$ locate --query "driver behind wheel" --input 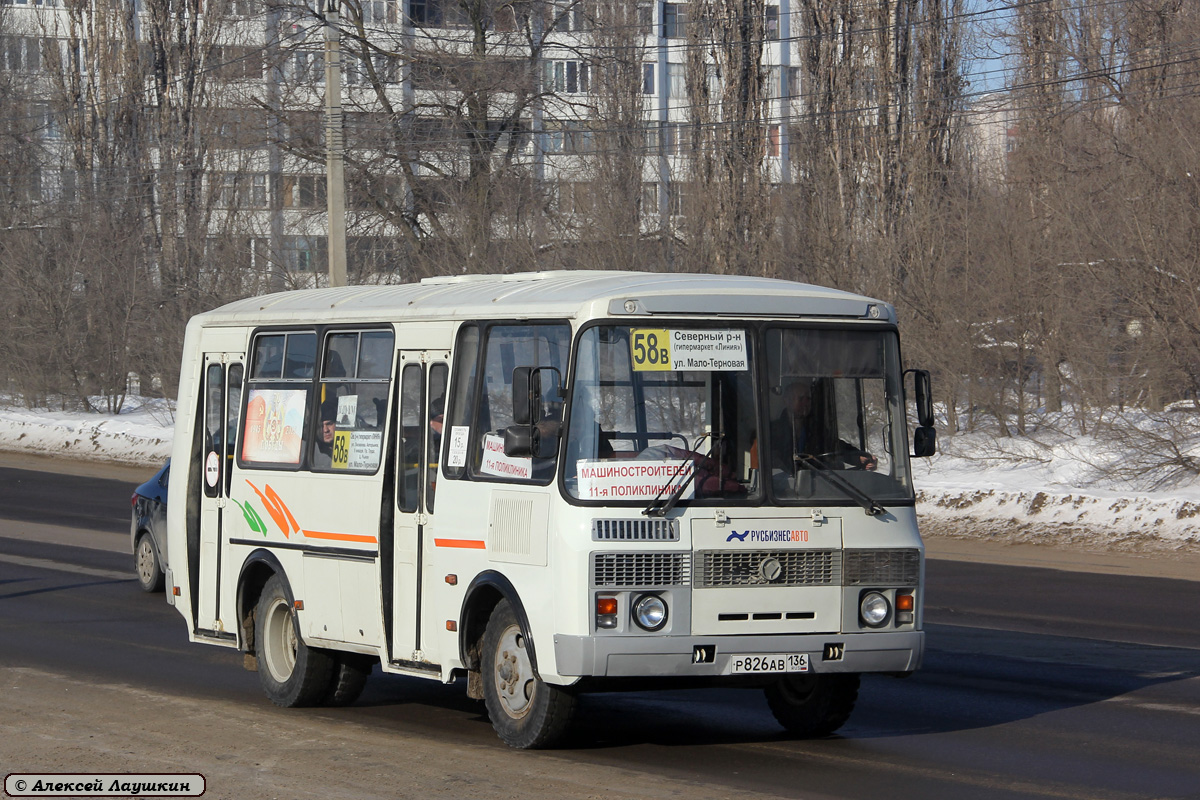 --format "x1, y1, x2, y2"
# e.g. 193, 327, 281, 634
770, 379, 876, 472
